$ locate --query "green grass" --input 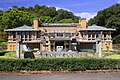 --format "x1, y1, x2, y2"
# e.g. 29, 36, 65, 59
83, 50, 96, 53
0, 56, 15, 59
105, 54, 120, 59
6, 51, 16, 54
